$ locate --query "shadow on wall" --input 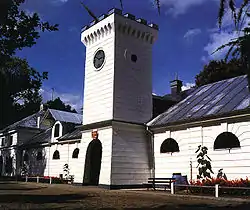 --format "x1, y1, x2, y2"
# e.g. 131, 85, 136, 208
21, 148, 47, 177
146, 131, 154, 173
